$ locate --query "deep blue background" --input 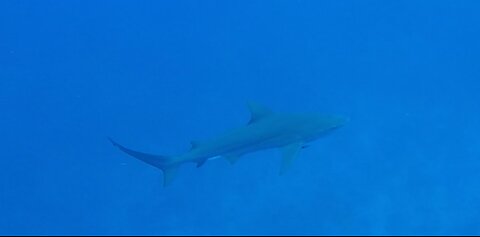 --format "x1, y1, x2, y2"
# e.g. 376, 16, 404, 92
1, 0, 480, 235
